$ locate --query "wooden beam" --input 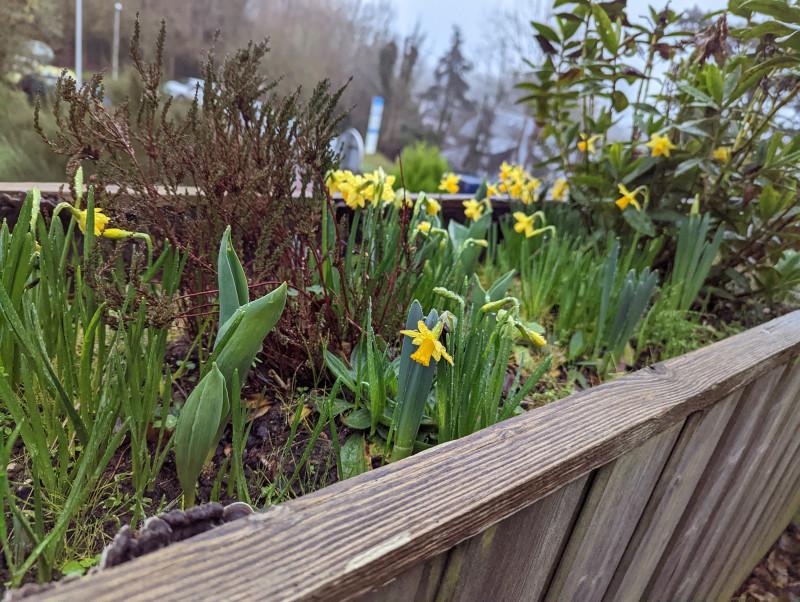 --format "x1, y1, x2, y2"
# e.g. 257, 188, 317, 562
32, 311, 800, 601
